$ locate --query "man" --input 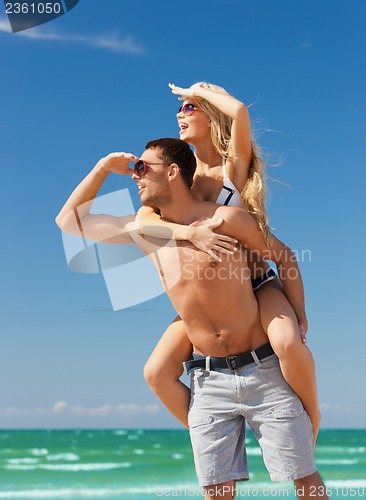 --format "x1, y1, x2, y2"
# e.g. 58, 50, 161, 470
56, 138, 328, 500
